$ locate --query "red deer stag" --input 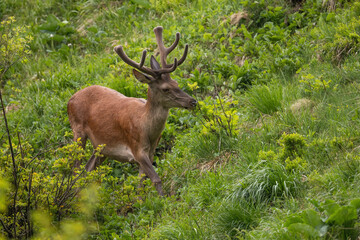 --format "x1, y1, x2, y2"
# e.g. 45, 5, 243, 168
67, 26, 196, 195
